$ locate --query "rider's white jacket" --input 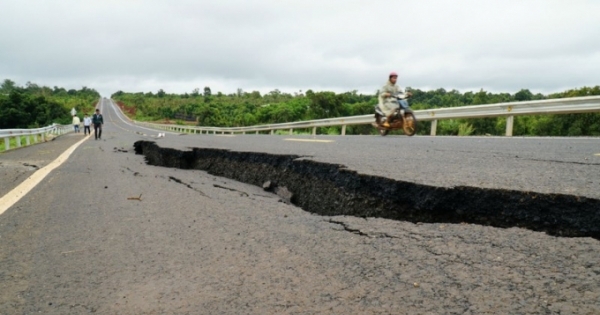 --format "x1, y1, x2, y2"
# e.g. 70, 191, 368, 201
378, 81, 408, 116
